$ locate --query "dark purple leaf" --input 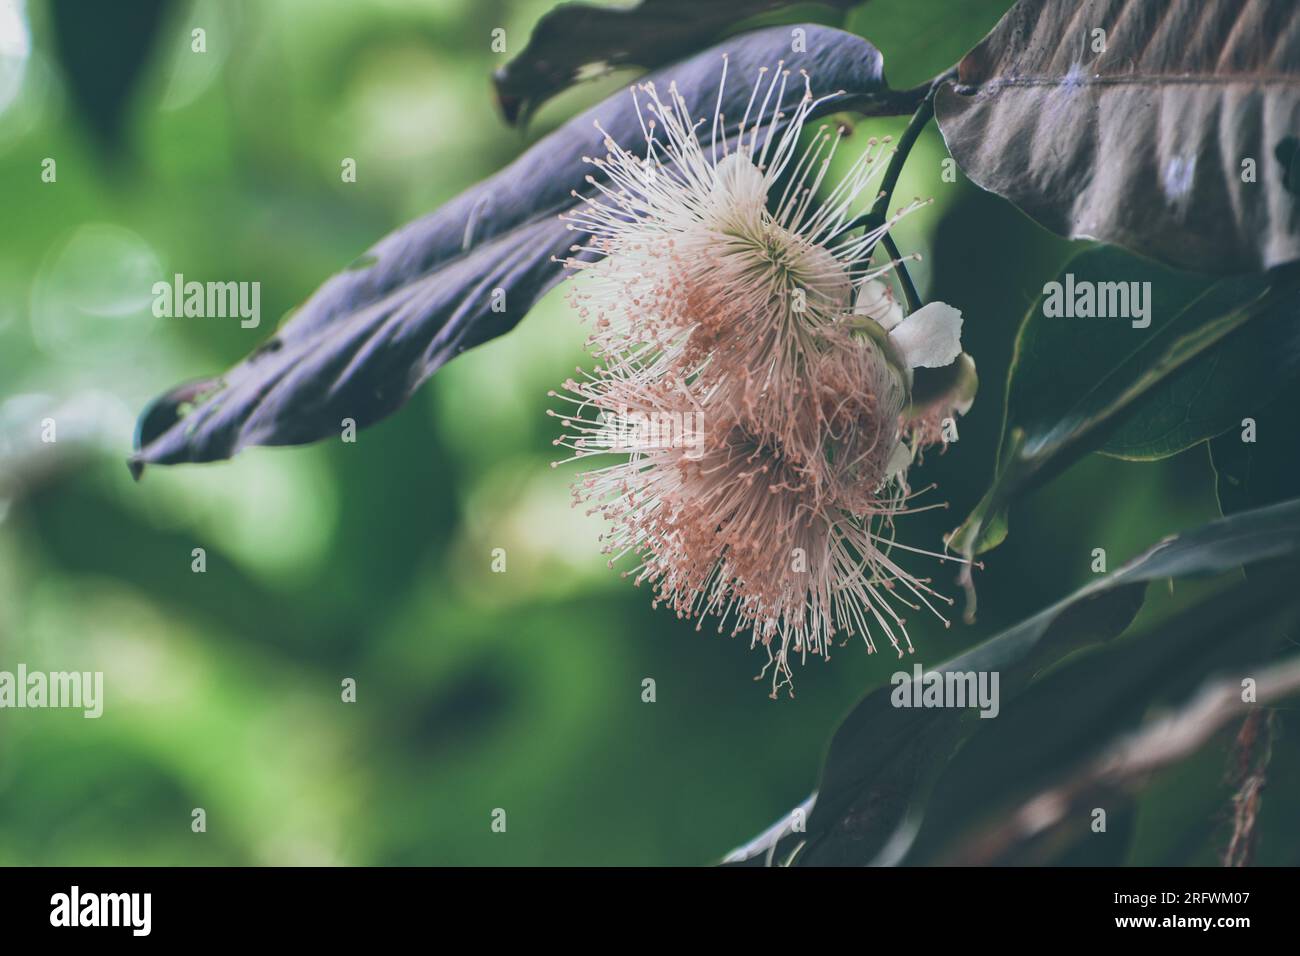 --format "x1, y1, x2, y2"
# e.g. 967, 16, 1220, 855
492, 0, 867, 127
133, 23, 903, 472
935, 0, 1300, 274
